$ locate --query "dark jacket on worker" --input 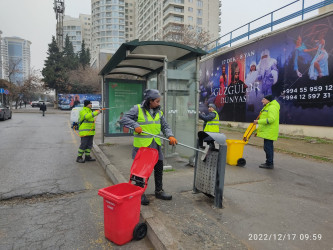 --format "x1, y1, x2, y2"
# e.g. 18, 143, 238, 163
40, 103, 47, 111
